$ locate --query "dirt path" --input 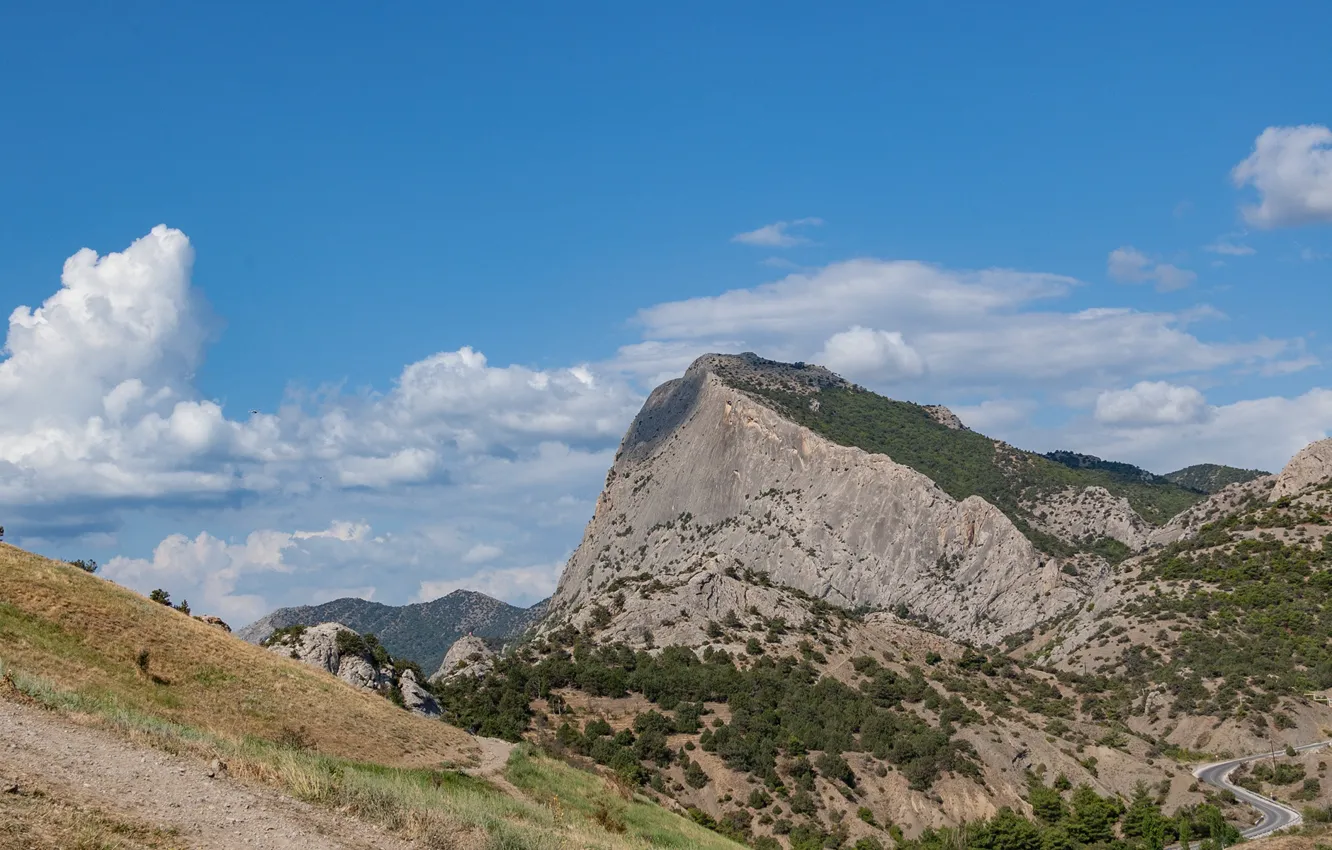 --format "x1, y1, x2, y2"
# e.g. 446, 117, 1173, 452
0, 697, 416, 850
